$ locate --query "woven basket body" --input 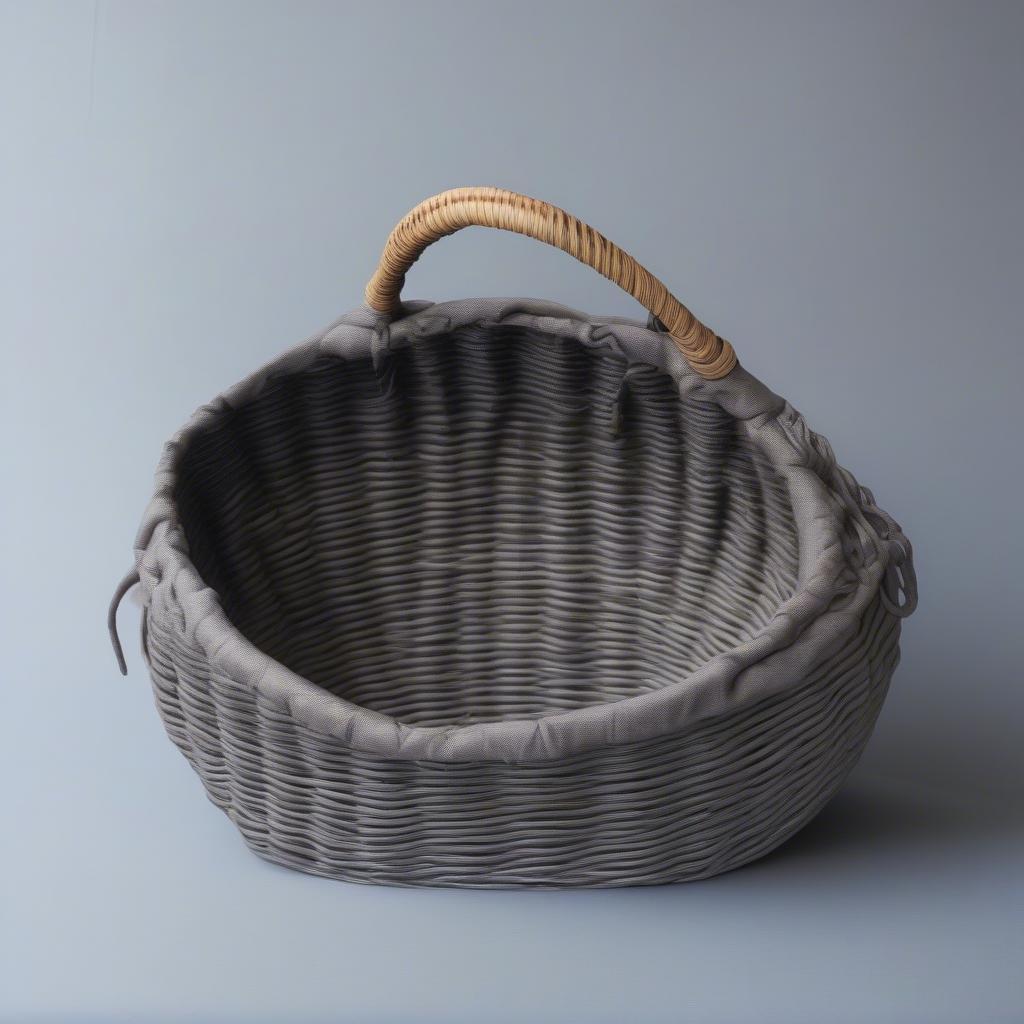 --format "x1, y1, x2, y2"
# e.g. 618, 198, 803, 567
118, 294, 915, 888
